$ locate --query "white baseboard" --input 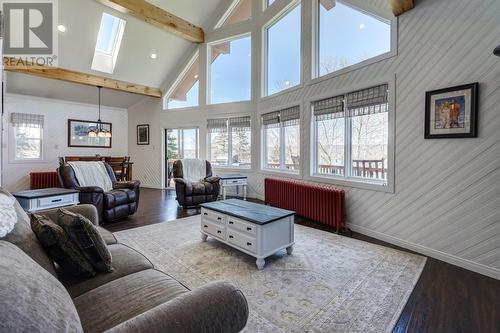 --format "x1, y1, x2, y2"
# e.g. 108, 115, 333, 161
348, 223, 500, 281
140, 184, 164, 190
